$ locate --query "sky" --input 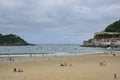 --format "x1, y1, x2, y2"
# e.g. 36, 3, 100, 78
0, 0, 120, 44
